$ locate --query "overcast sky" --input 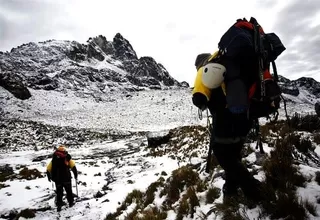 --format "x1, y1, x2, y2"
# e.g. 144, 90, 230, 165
1, 0, 320, 84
